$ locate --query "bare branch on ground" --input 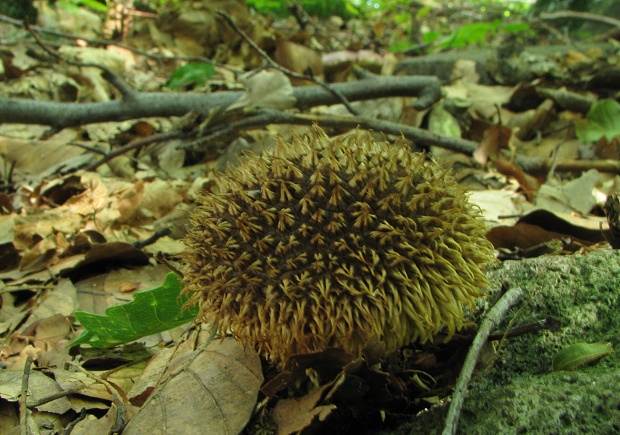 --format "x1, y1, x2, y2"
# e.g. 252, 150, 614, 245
0, 75, 441, 129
